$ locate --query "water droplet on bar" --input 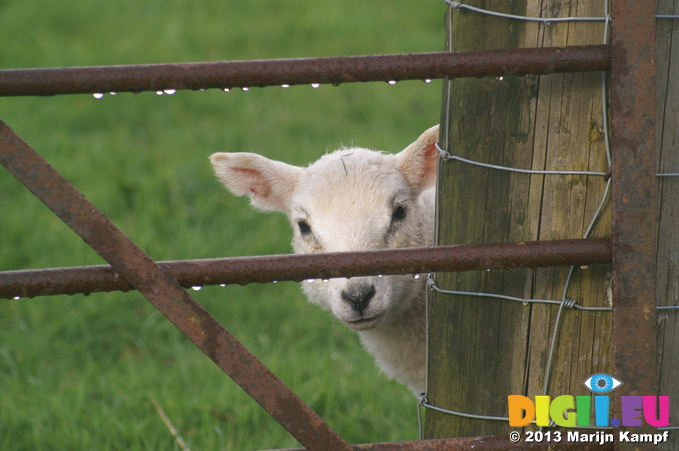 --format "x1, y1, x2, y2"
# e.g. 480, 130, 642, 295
219, 283, 227, 287
272, 280, 278, 283
109, 92, 117, 96
306, 279, 315, 283
311, 83, 320, 88
13, 296, 20, 300
200, 88, 207, 92
322, 279, 329, 283
155, 90, 164, 96
93, 93, 104, 99
378, 274, 383, 278
388, 80, 397, 85
424, 79, 432, 83
223, 88, 230, 93
413, 274, 421, 279
497, 76, 504, 81
241, 87, 249, 92
191, 286, 202, 291
281, 84, 290, 88
164, 89, 176, 95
